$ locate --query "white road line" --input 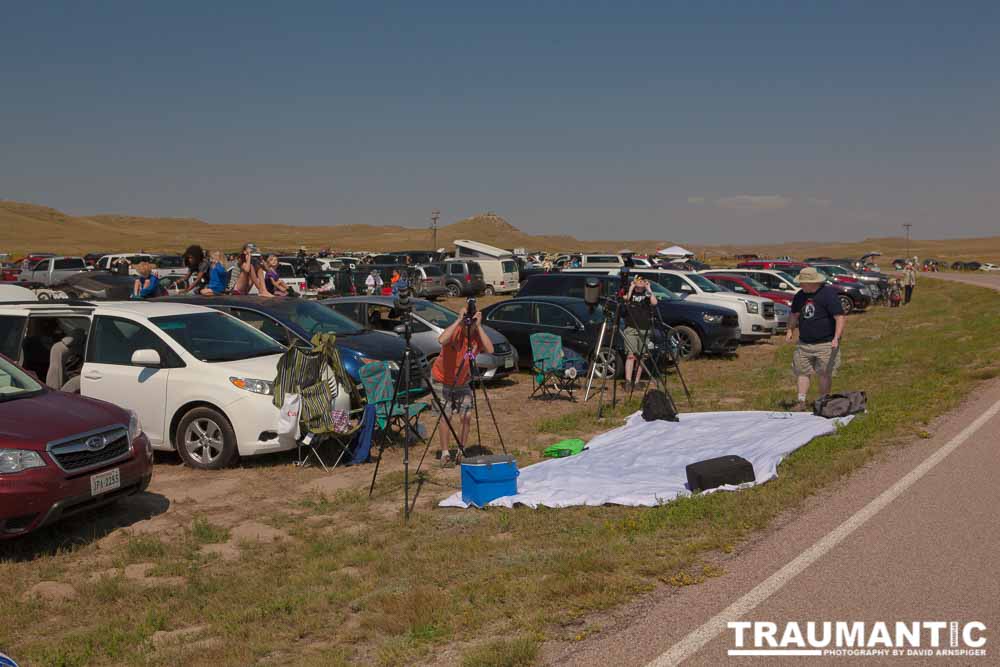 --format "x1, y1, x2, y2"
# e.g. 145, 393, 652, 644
646, 396, 1000, 667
